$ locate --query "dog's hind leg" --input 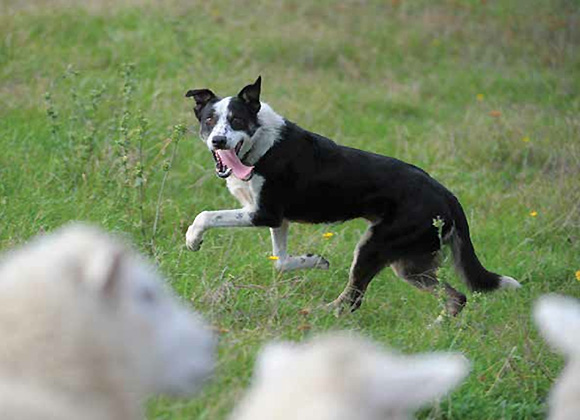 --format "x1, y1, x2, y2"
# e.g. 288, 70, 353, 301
329, 225, 390, 313
270, 220, 330, 272
391, 254, 466, 316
